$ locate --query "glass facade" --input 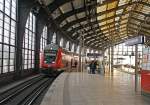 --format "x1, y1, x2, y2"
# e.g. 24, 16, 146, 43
22, 12, 36, 70
113, 43, 143, 66
51, 32, 56, 44
40, 26, 47, 51
66, 41, 69, 50
71, 44, 74, 52
113, 43, 143, 73
60, 38, 63, 47
76, 46, 79, 54
0, 0, 16, 74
